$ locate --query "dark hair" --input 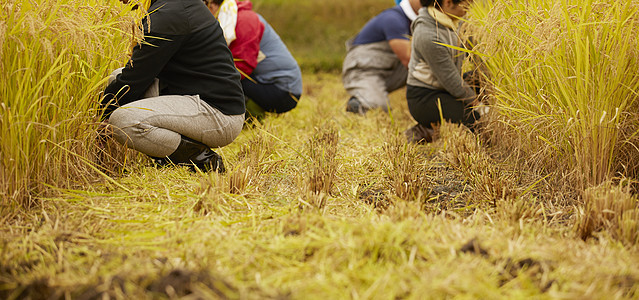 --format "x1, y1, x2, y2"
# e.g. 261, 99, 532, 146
203, 0, 224, 5
420, 0, 465, 7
